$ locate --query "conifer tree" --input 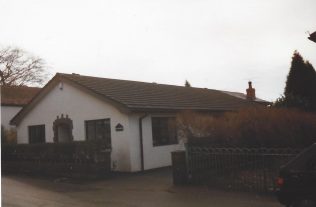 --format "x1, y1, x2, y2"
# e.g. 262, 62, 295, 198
276, 51, 316, 111
284, 51, 305, 97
